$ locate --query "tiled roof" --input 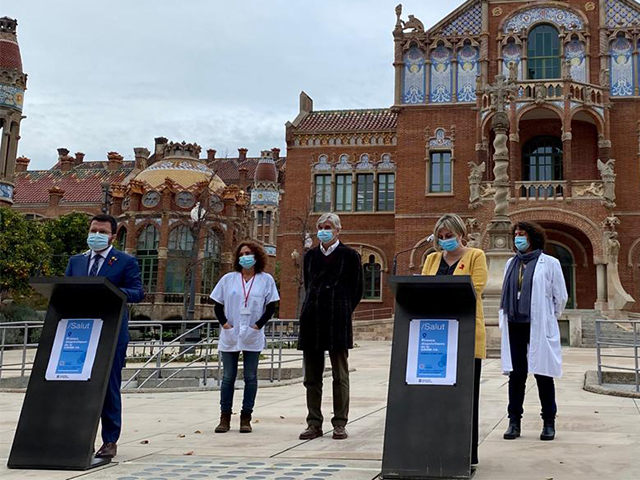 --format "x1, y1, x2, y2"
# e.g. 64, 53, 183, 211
51, 160, 135, 170
295, 109, 397, 133
208, 158, 261, 184
14, 168, 133, 204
